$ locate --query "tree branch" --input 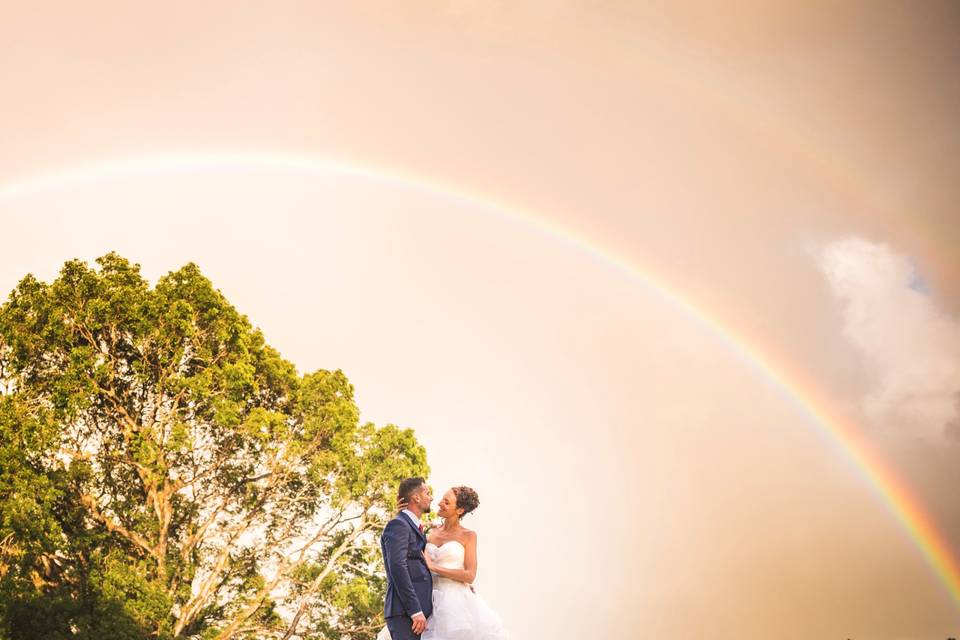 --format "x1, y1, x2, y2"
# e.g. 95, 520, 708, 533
80, 492, 154, 557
